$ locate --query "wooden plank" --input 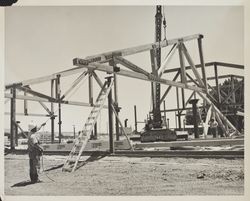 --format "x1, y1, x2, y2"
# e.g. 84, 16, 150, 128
73, 59, 204, 93
134, 138, 244, 149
